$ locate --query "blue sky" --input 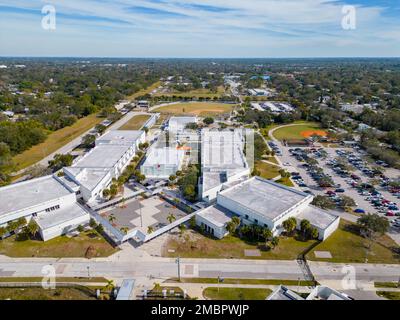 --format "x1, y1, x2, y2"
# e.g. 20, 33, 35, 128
0, 0, 399, 57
